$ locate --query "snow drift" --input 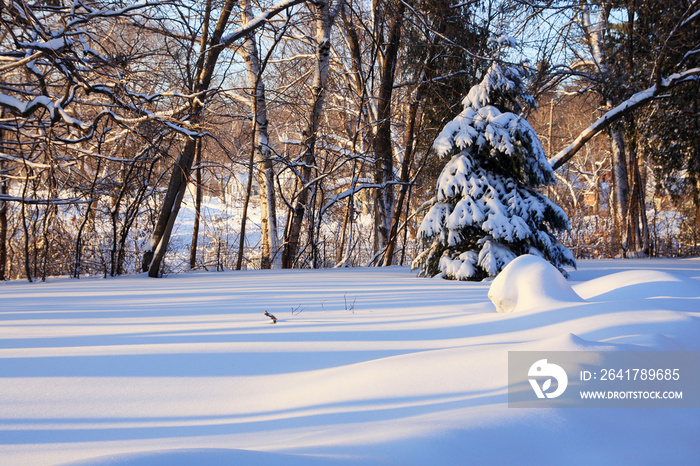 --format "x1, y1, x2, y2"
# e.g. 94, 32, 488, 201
1, 258, 699, 465
488, 254, 584, 313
